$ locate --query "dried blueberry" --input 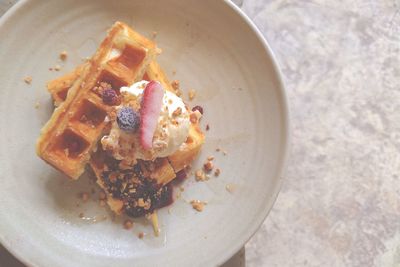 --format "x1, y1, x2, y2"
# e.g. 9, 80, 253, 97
102, 89, 119, 105
117, 107, 140, 132
192, 105, 204, 115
